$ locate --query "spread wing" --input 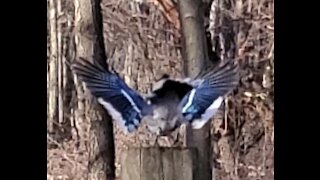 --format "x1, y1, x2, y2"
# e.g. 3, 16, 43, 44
71, 58, 152, 133
178, 60, 239, 129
